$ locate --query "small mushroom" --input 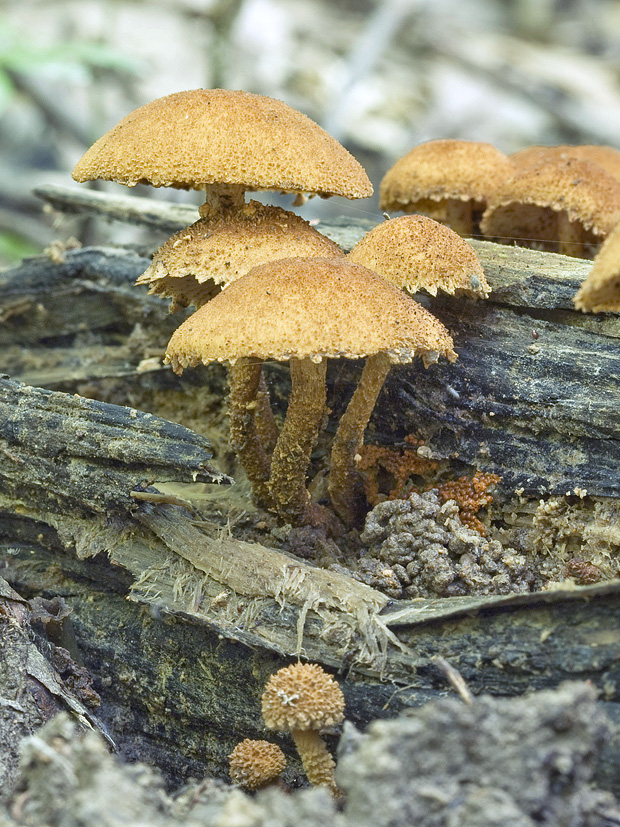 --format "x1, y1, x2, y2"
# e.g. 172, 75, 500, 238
73, 88, 373, 217
347, 214, 490, 298
164, 256, 456, 528
228, 738, 287, 791
380, 139, 515, 236
261, 662, 344, 795
574, 221, 620, 312
481, 157, 620, 258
